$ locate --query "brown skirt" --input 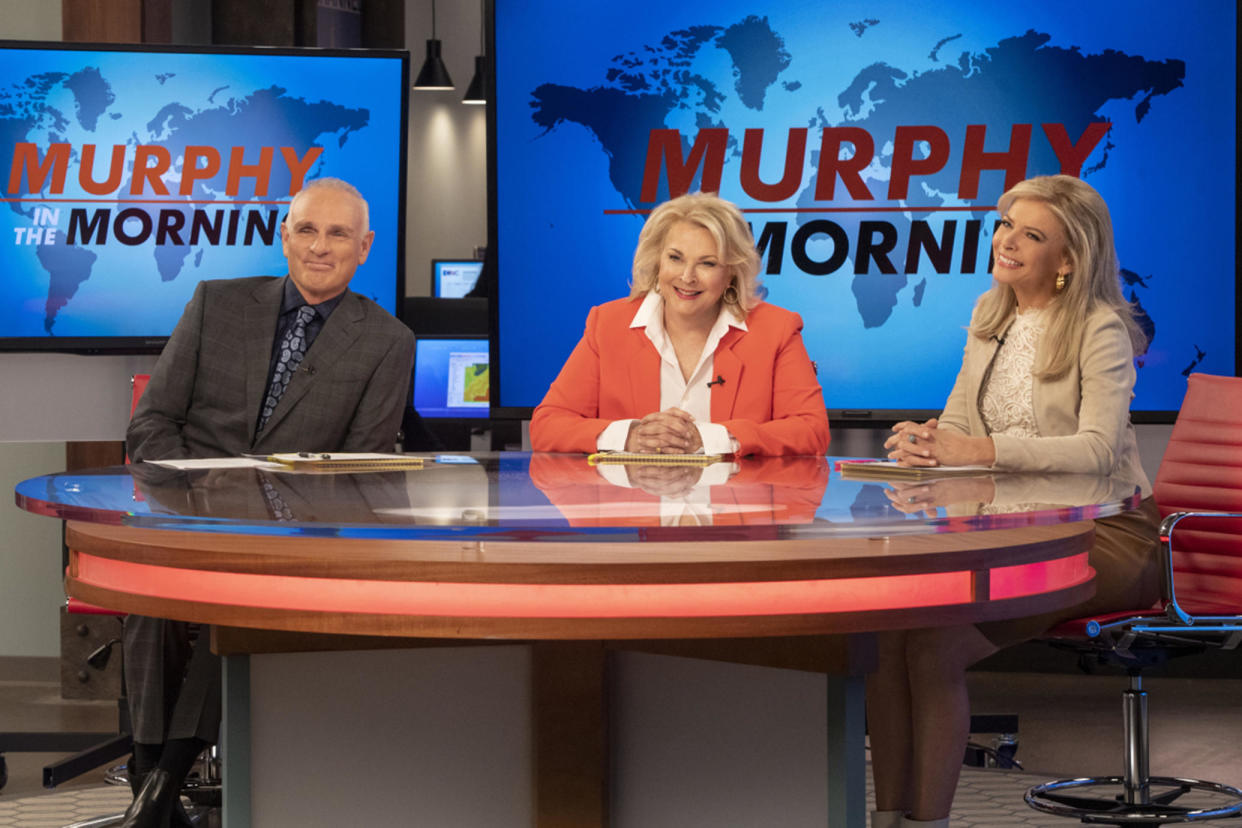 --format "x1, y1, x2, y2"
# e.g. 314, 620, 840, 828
977, 496, 1162, 648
